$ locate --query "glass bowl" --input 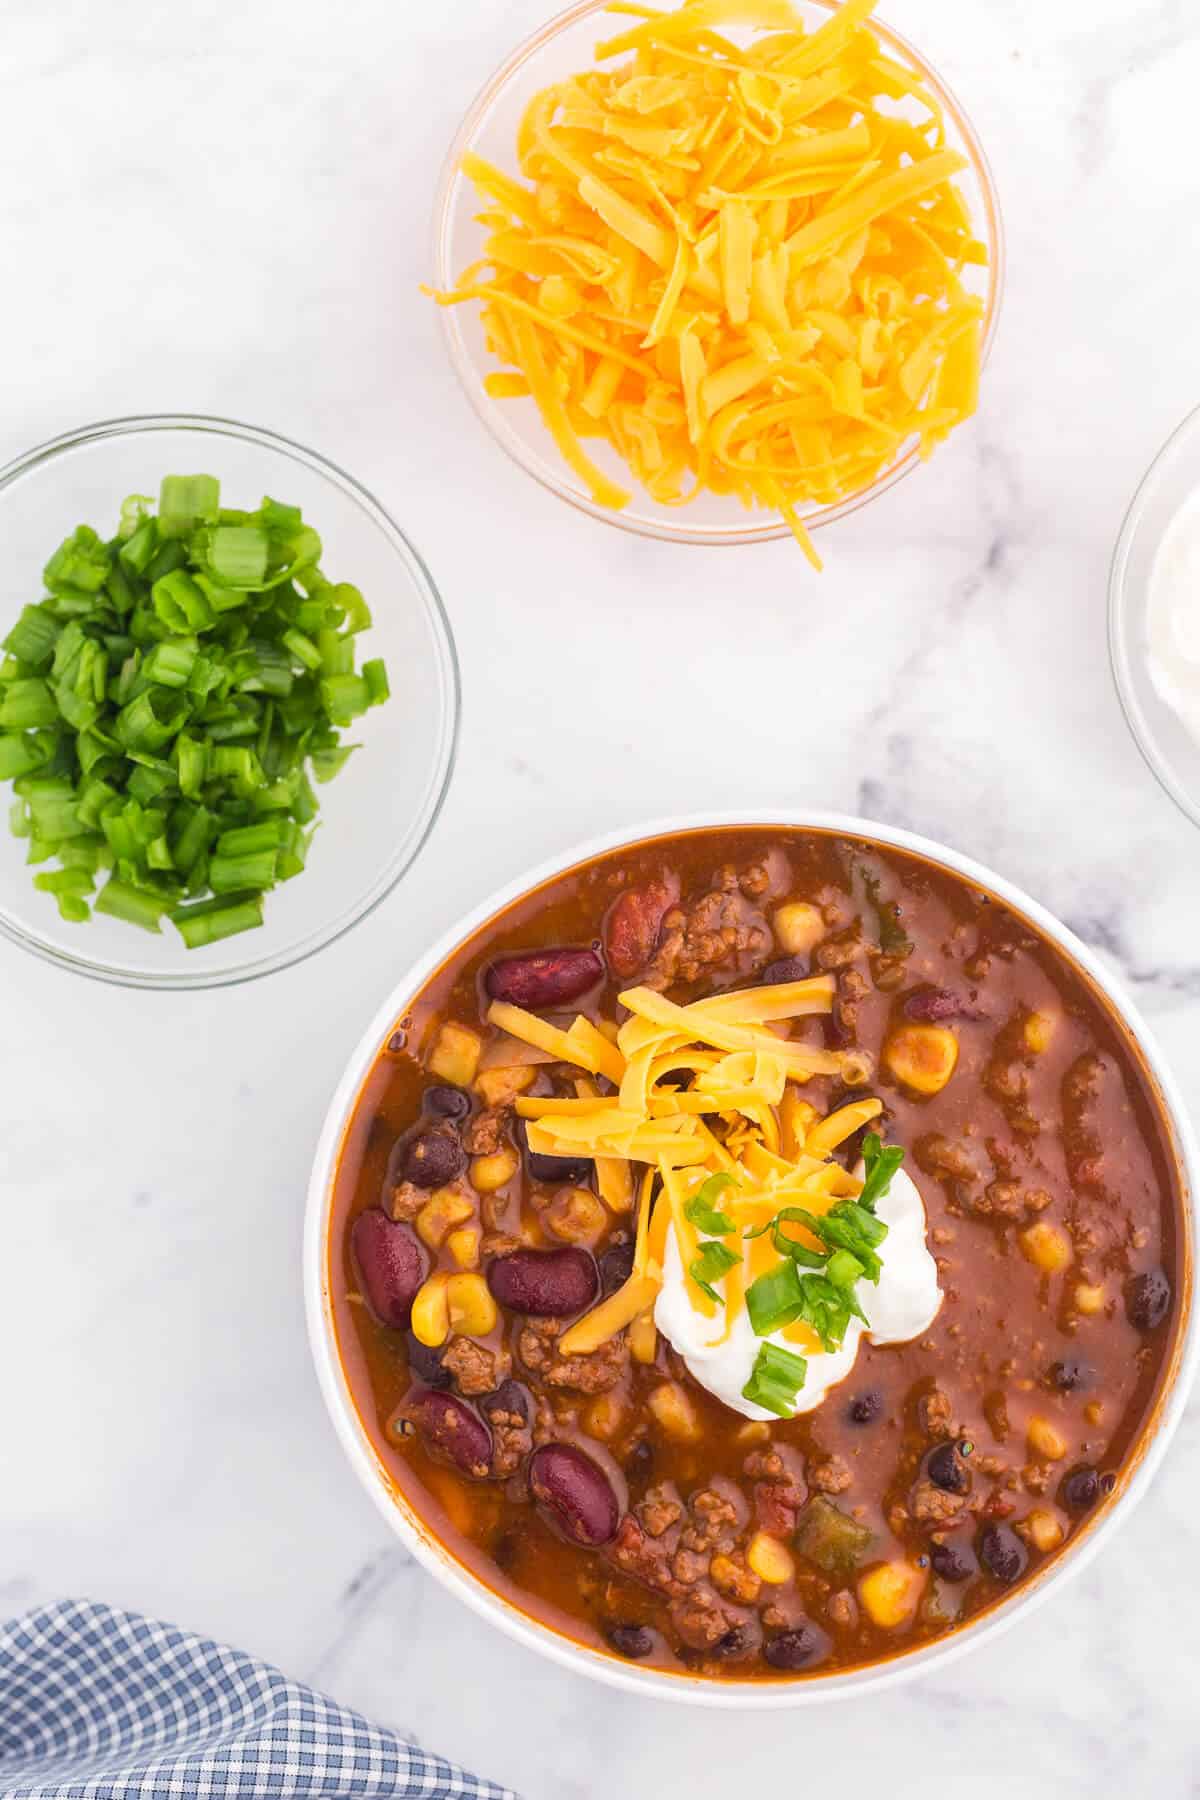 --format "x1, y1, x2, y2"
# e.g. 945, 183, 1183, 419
432, 0, 1005, 547
1110, 402, 1200, 829
0, 414, 459, 989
